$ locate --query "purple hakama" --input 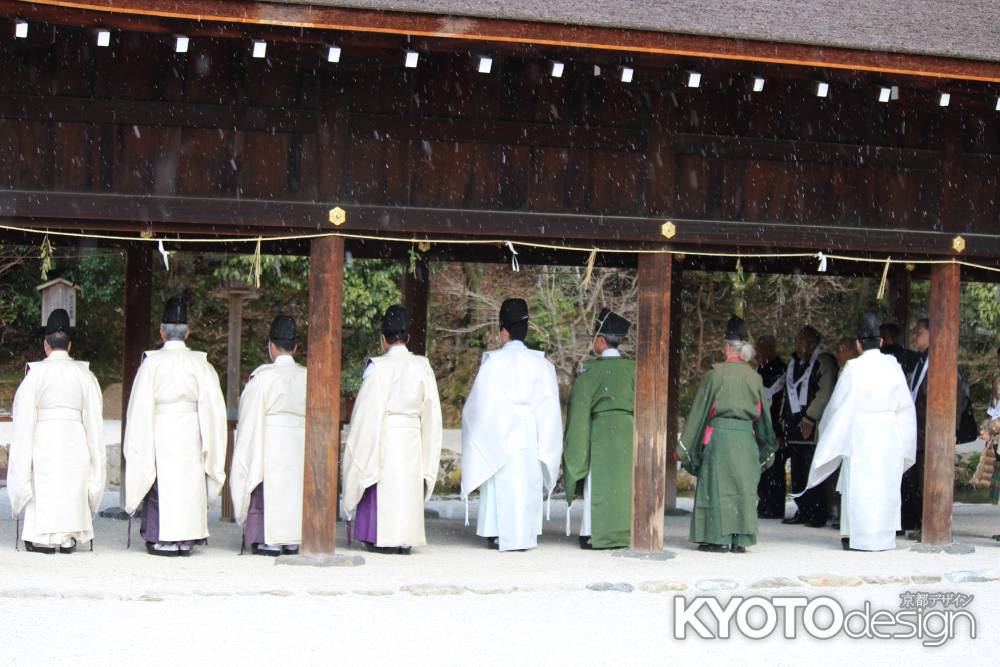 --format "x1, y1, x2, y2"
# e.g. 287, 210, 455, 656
243, 484, 265, 547
140, 480, 204, 548
353, 484, 378, 544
